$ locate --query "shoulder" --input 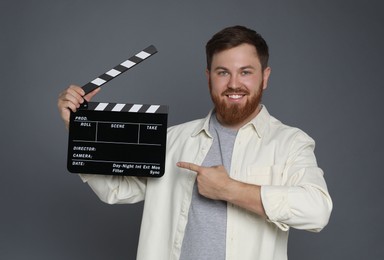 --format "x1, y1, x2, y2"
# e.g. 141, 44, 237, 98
267, 113, 315, 146
167, 118, 205, 140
